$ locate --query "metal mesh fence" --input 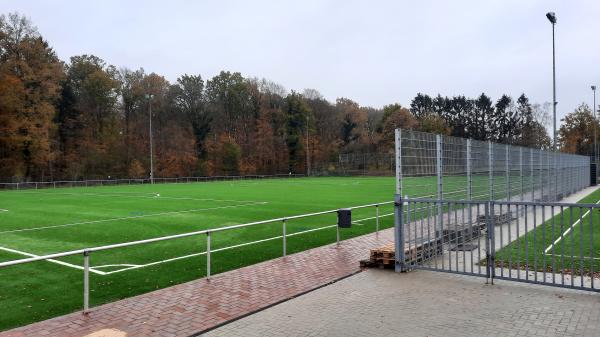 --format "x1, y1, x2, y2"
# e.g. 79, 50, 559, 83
0, 174, 305, 191
395, 129, 590, 202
